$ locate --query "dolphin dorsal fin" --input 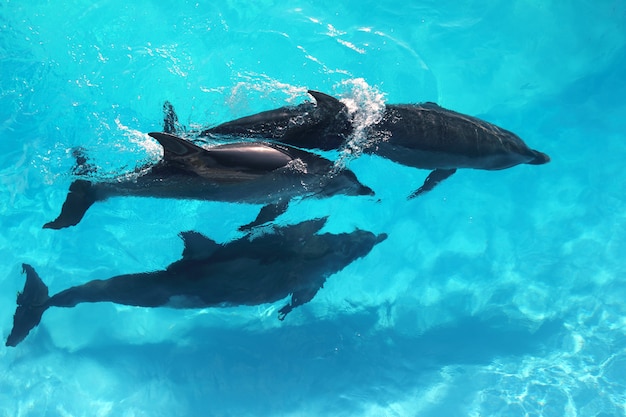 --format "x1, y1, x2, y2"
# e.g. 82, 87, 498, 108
179, 231, 222, 260
308, 90, 346, 114
148, 132, 207, 159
